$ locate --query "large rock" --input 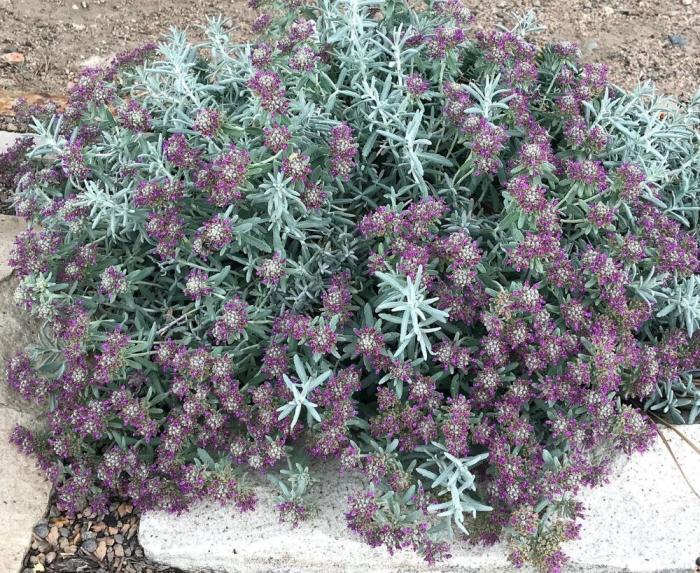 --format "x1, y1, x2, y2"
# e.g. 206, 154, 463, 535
0, 137, 50, 573
0, 214, 25, 283
0, 131, 29, 283
0, 405, 50, 573
0, 277, 49, 573
140, 426, 700, 573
